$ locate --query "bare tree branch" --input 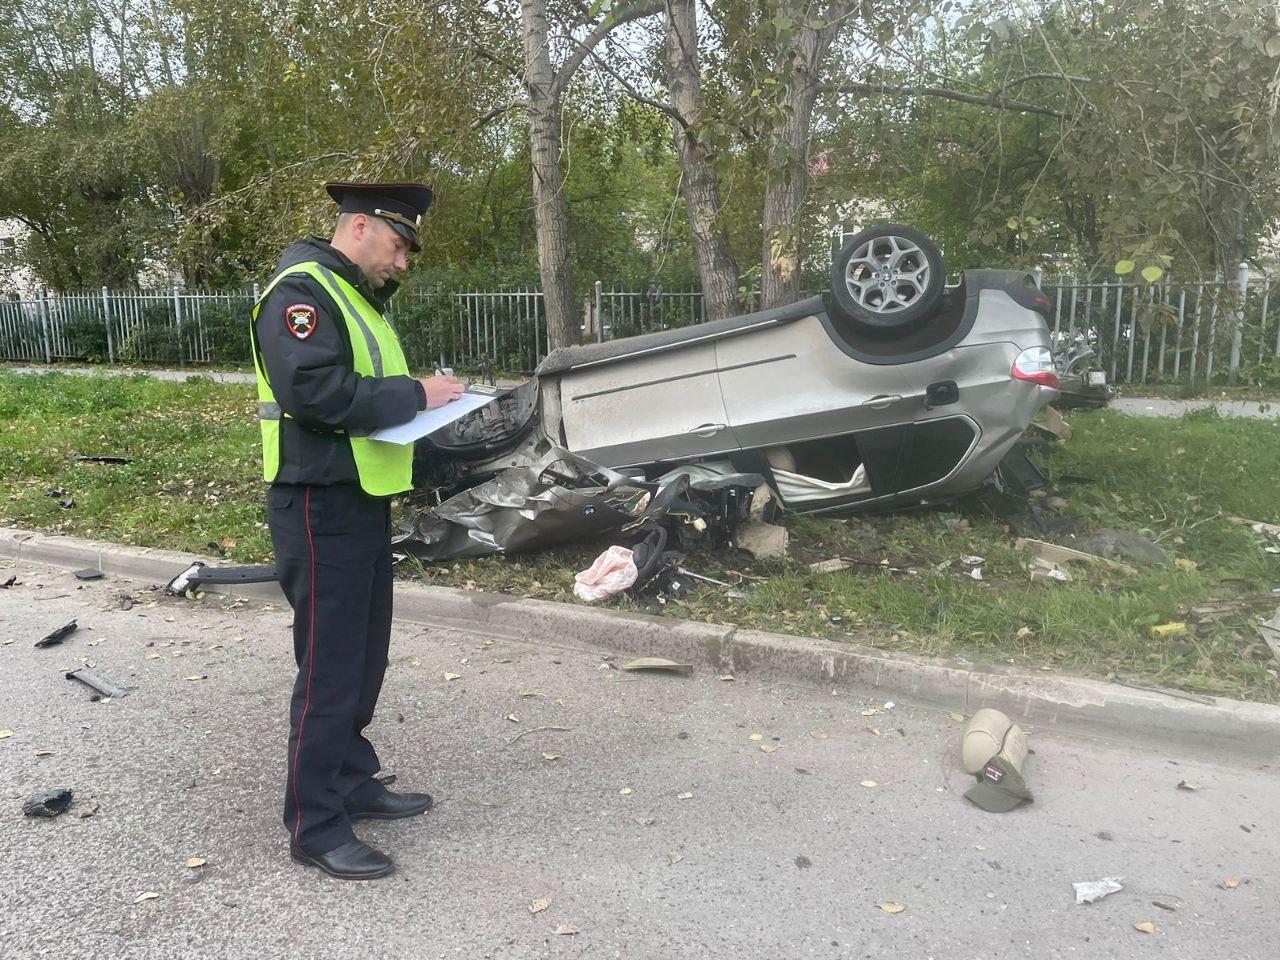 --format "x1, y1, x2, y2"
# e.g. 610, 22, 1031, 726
549, 1, 663, 101
471, 98, 528, 130
470, 44, 524, 81
997, 72, 1090, 95
833, 81, 1068, 119
585, 48, 687, 128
